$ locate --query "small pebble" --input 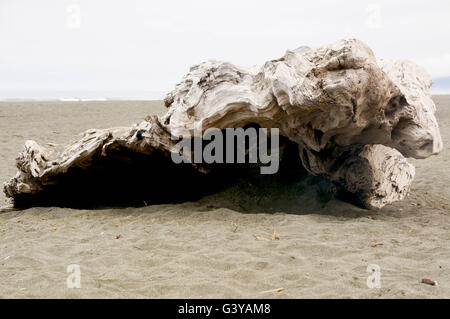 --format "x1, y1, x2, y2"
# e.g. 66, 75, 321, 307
421, 278, 437, 286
